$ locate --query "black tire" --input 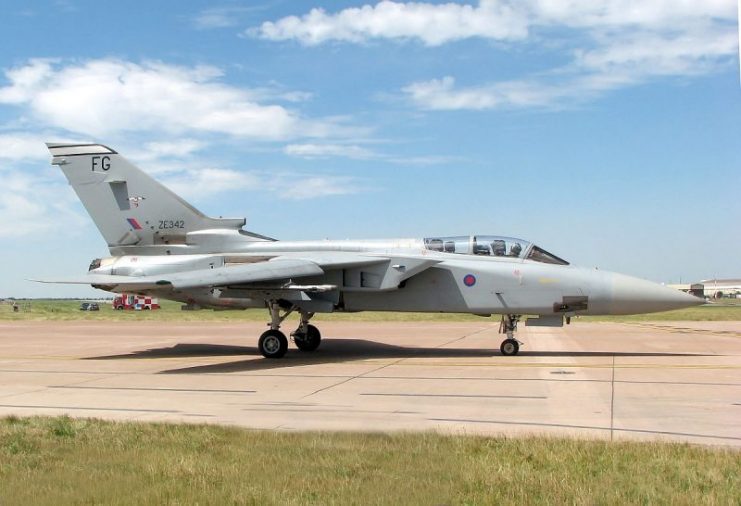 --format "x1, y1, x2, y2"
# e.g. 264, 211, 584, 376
500, 338, 519, 356
258, 330, 288, 358
294, 324, 321, 352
